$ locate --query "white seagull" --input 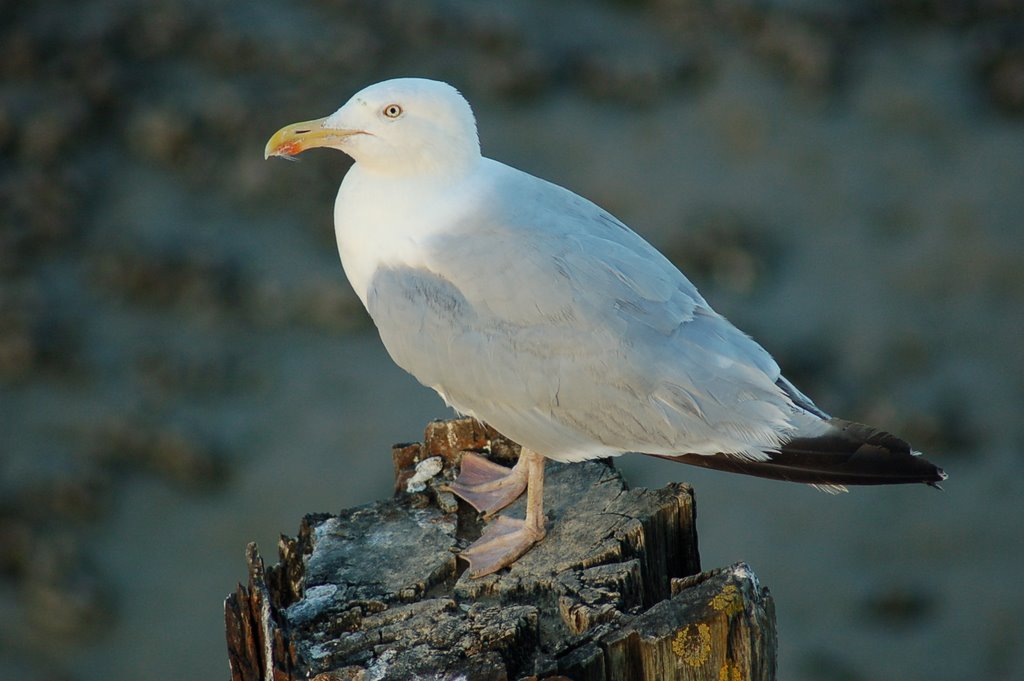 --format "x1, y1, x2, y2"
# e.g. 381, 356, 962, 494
265, 78, 945, 578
